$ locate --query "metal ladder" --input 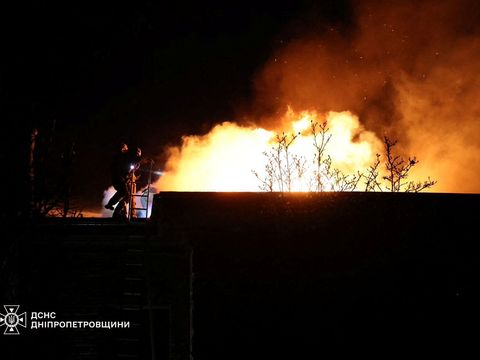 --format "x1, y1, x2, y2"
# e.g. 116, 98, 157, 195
128, 159, 155, 220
